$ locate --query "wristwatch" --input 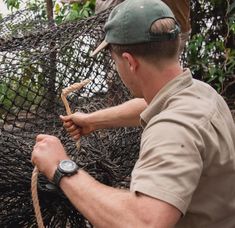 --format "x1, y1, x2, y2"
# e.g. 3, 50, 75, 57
53, 160, 79, 187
